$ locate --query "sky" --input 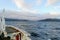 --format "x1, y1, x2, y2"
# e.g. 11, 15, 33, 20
0, 0, 60, 20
